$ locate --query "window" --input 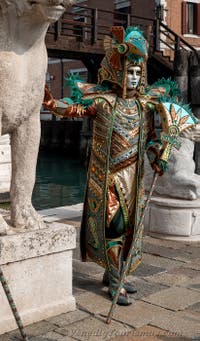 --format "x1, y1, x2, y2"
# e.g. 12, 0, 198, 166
186, 2, 195, 33
182, 1, 200, 35
114, 0, 130, 11
114, 0, 131, 27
